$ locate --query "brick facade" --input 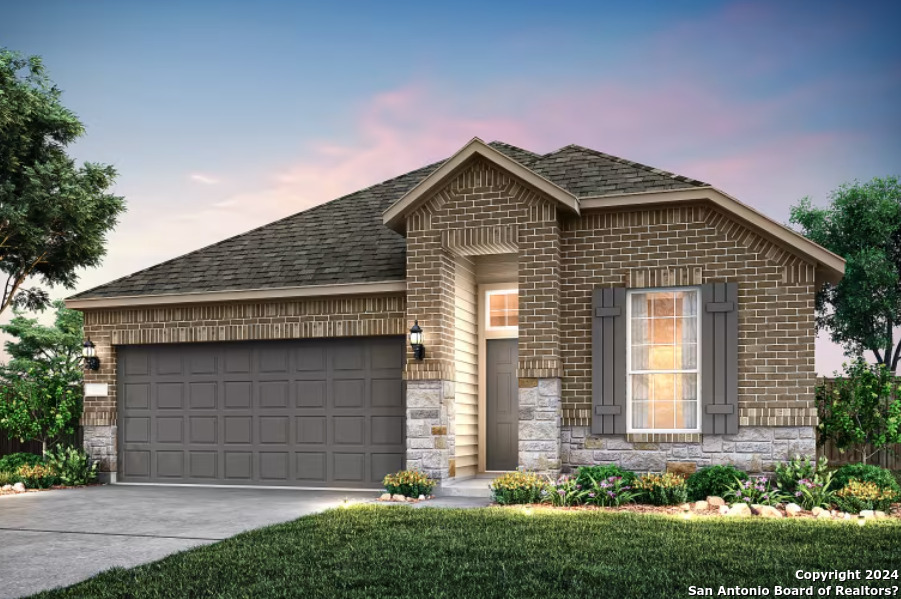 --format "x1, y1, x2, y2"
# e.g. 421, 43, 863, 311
76, 153, 822, 483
